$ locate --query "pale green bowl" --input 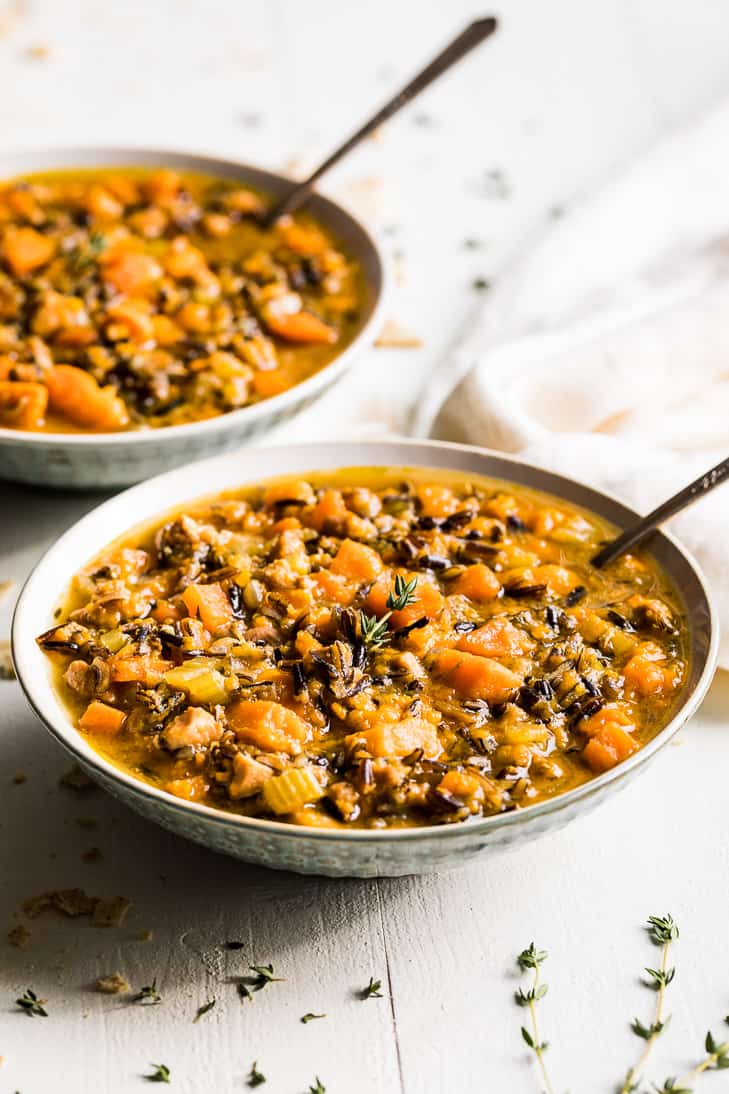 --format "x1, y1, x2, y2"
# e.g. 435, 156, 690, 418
11, 440, 718, 876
